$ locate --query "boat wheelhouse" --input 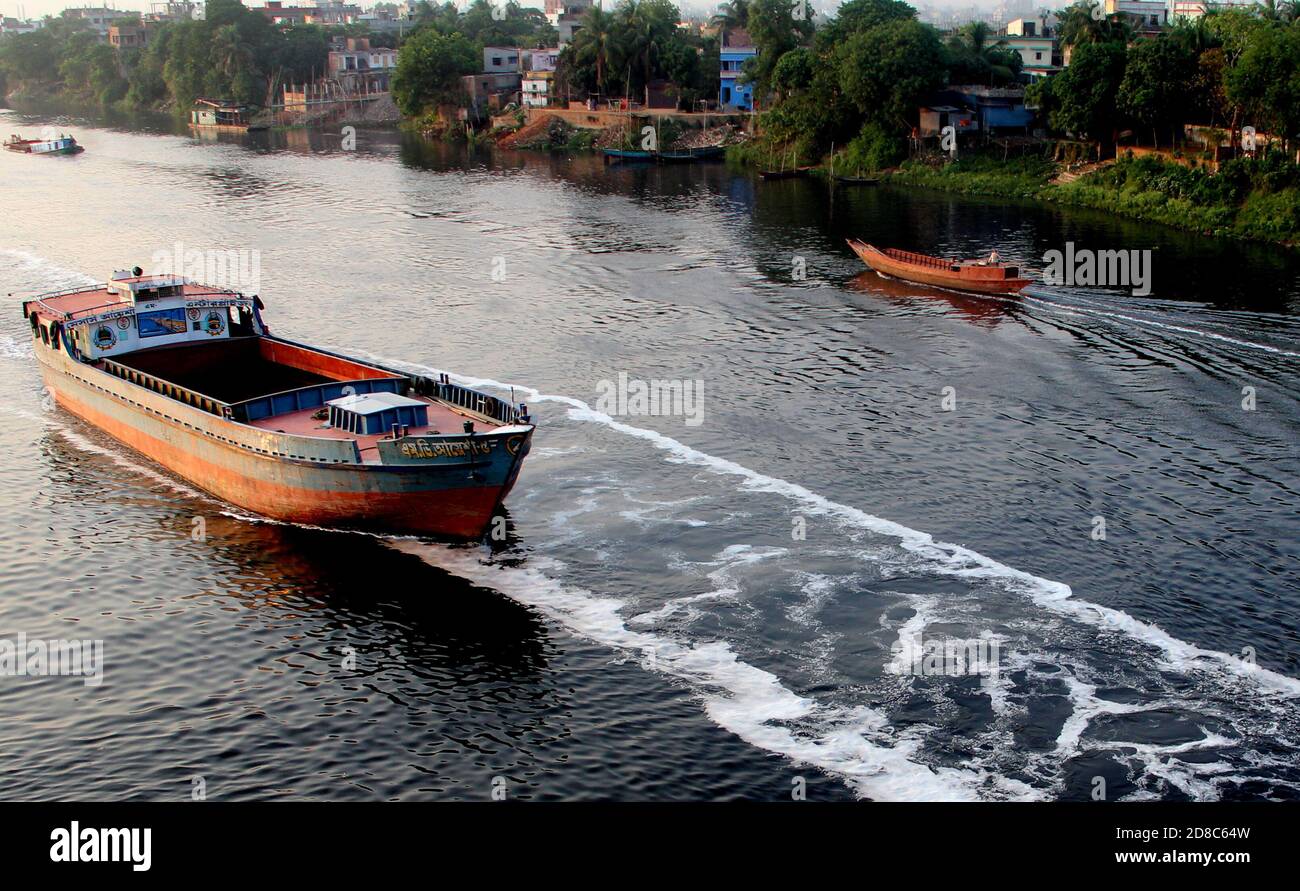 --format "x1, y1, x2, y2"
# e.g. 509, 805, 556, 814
23, 269, 533, 538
